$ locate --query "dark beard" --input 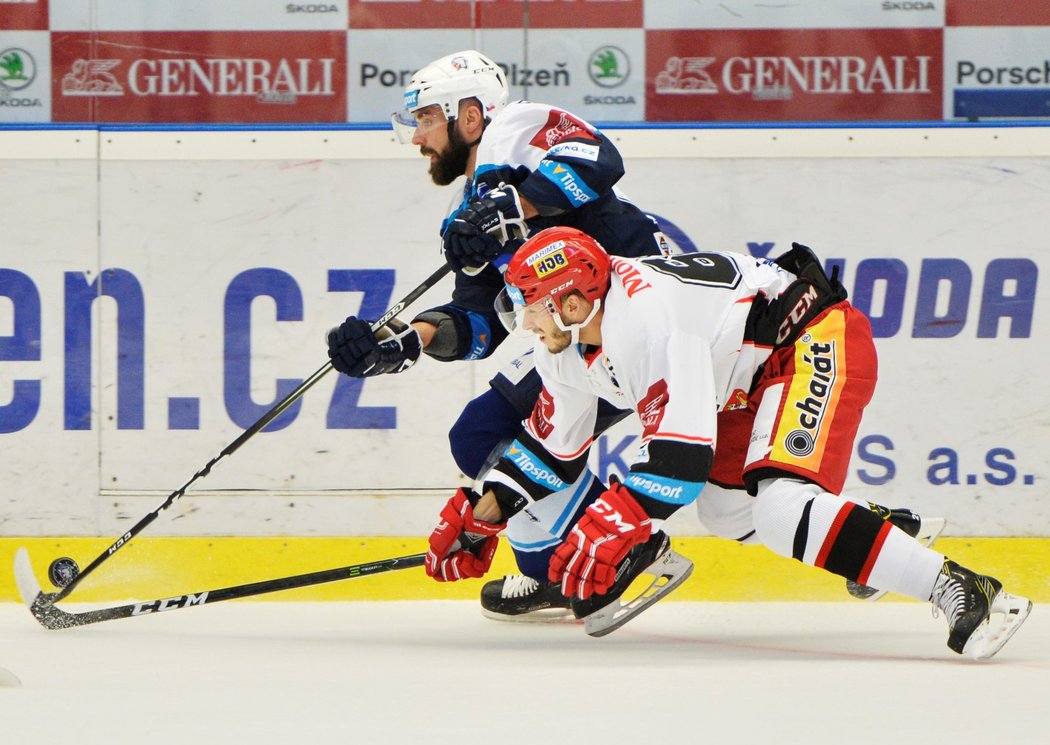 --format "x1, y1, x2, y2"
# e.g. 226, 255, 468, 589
425, 123, 473, 186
